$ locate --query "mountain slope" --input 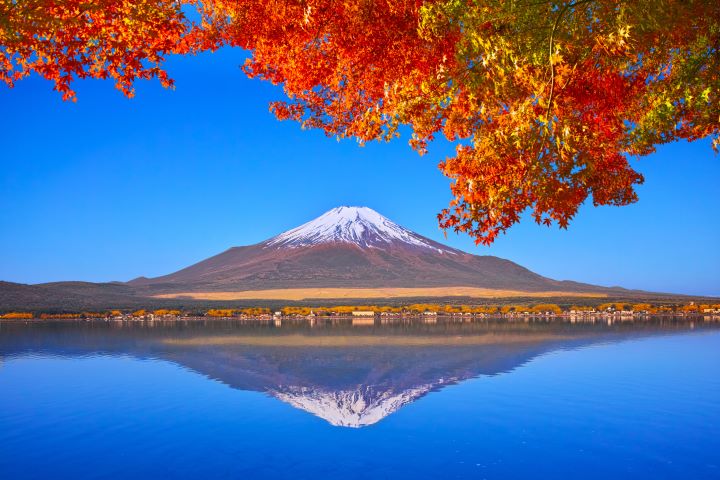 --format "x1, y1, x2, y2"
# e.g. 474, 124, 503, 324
130, 206, 621, 295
